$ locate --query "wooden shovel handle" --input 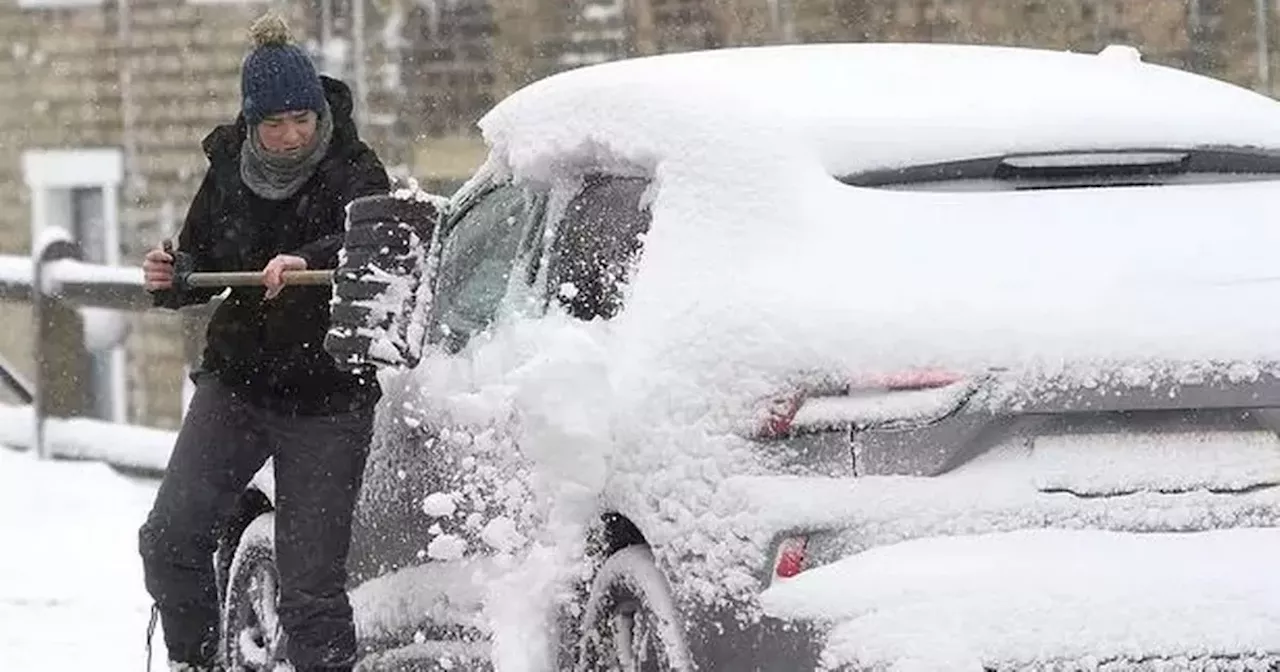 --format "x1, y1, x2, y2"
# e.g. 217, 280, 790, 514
184, 270, 334, 288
